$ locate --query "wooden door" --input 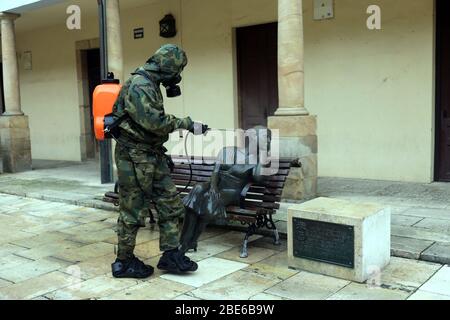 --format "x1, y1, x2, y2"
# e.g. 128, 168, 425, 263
0, 63, 4, 114
236, 23, 278, 130
86, 49, 101, 159
436, 0, 450, 181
